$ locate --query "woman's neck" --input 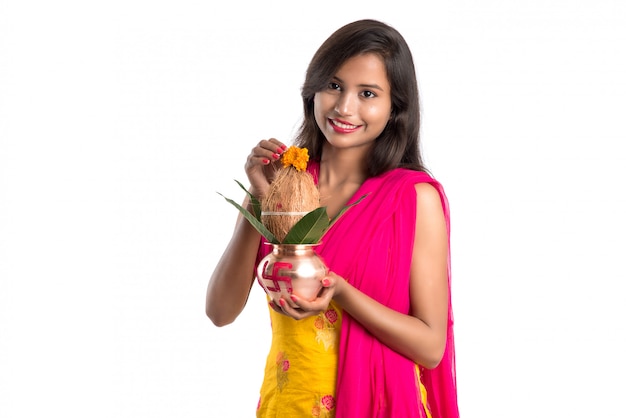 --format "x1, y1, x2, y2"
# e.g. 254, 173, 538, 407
317, 145, 368, 217
318, 144, 368, 188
